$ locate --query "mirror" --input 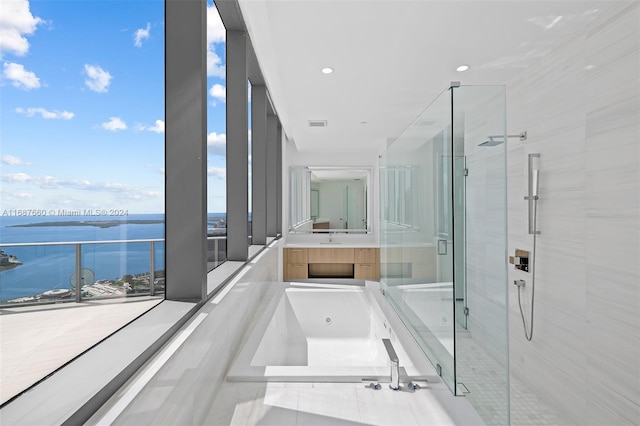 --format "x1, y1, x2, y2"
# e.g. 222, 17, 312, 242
289, 166, 372, 234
